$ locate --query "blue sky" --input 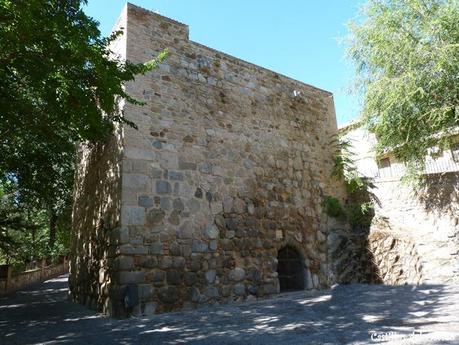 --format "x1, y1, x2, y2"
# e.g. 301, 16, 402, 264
84, 1, 364, 126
